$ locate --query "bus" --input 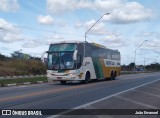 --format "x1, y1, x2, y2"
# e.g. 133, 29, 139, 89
45, 41, 121, 84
